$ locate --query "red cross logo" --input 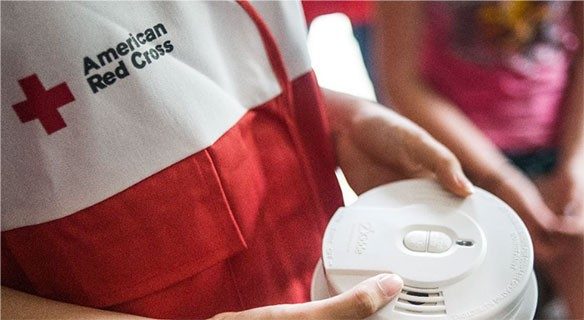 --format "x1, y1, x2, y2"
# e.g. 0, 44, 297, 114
12, 74, 75, 135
